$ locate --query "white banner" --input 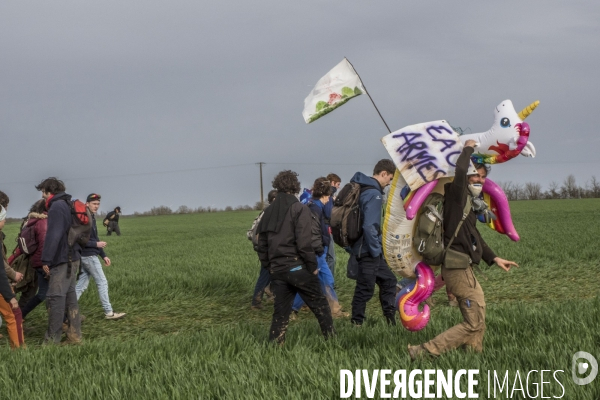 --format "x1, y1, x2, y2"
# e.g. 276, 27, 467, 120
302, 58, 365, 124
381, 120, 463, 191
